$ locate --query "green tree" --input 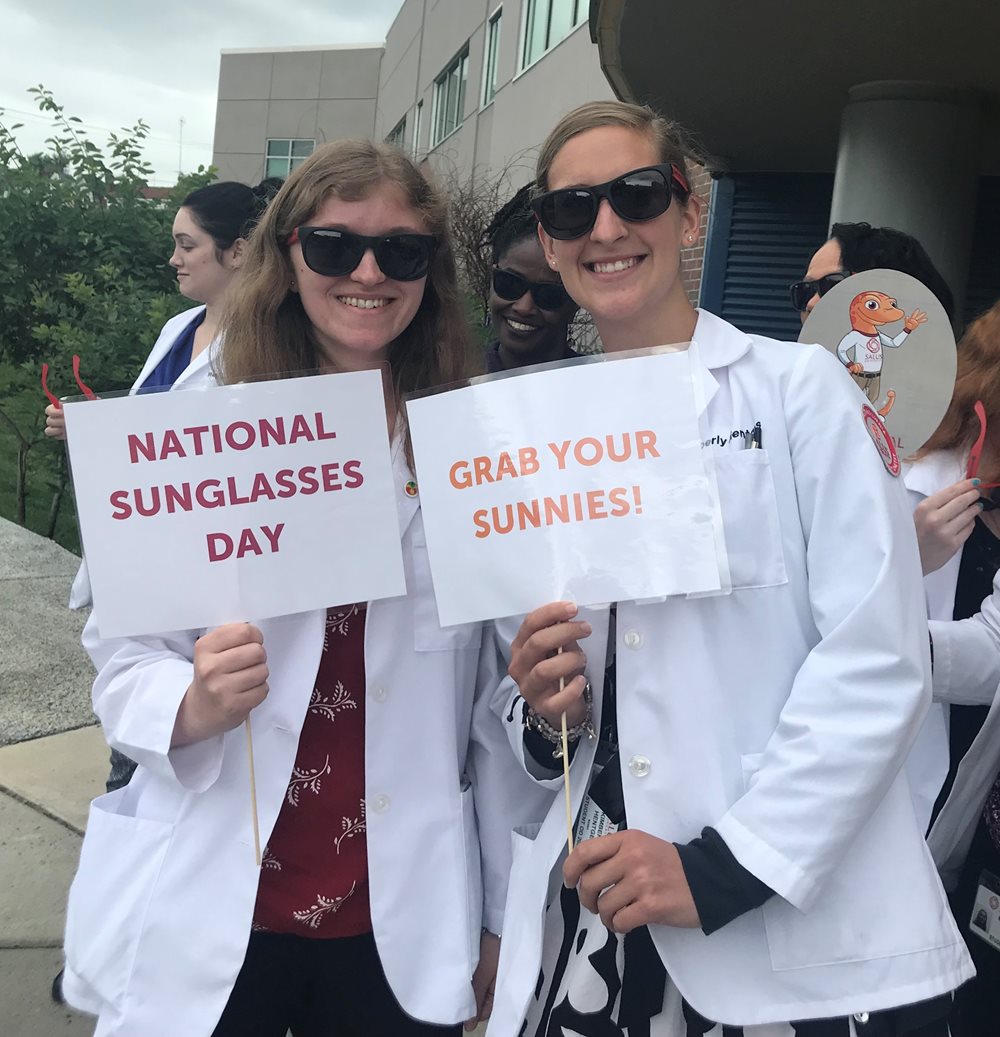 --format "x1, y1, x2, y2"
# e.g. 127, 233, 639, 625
0, 86, 213, 549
